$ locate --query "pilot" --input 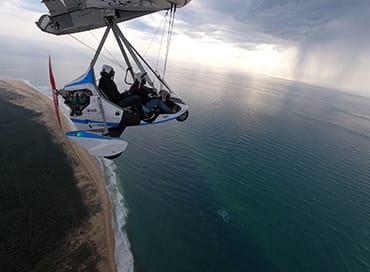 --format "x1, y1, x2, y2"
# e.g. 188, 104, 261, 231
98, 64, 146, 119
129, 72, 172, 114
